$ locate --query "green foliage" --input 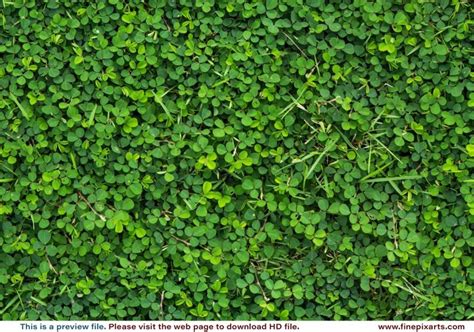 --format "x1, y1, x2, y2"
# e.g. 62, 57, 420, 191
0, 0, 473, 321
